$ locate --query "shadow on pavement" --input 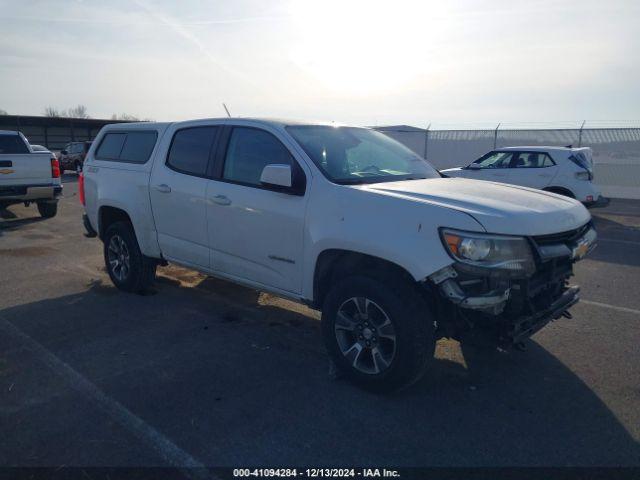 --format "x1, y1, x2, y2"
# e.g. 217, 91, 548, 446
1, 275, 638, 467
590, 214, 640, 267
0, 208, 46, 237
61, 173, 79, 184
